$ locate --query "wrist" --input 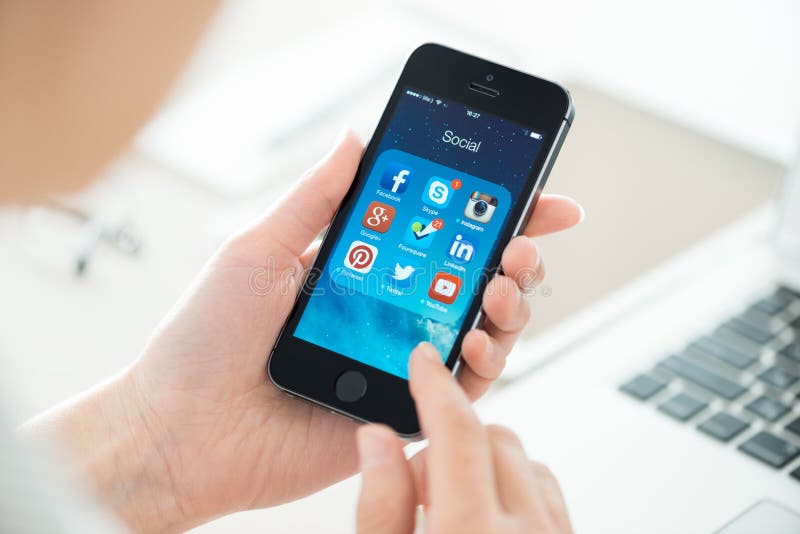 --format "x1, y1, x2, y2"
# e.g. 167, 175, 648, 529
21, 369, 187, 532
